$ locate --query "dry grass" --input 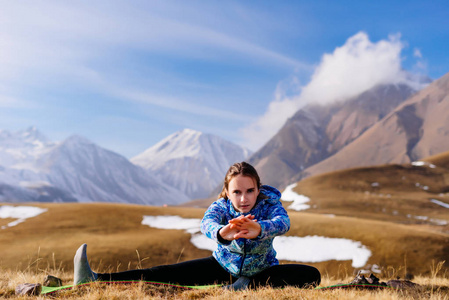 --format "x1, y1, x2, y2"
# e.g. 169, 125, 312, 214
0, 201, 448, 298
297, 163, 449, 224
0, 203, 212, 273
1, 266, 449, 299
1, 202, 448, 279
